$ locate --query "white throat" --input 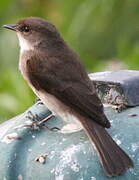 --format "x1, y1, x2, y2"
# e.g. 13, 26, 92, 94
17, 33, 34, 52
